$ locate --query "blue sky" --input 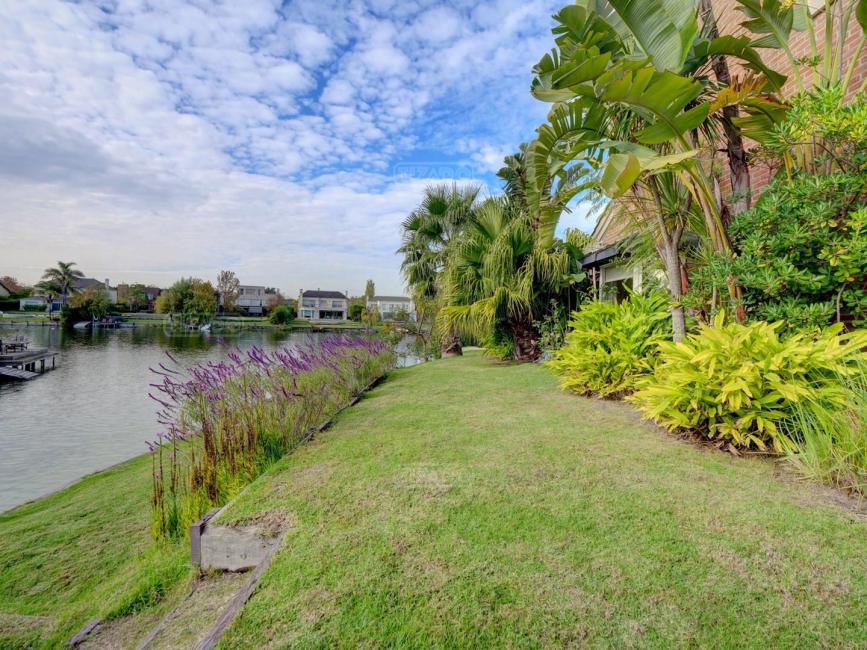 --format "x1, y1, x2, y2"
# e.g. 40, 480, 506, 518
0, 0, 594, 295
